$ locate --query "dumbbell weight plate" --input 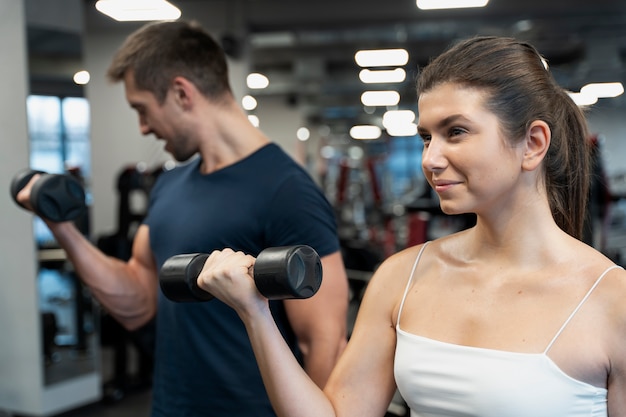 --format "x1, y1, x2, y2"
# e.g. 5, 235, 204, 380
159, 253, 214, 302
30, 174, 86, 222
254, 245, 322, 300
